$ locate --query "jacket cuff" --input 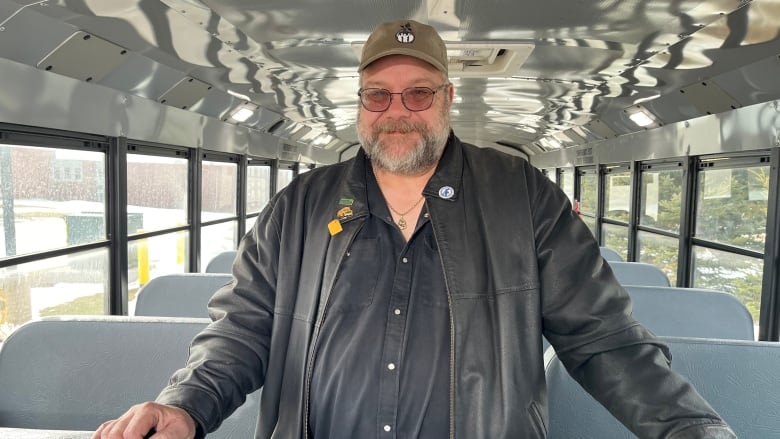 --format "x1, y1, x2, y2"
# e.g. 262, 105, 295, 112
668, 422, 738, 439
156, 385, 221, 436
